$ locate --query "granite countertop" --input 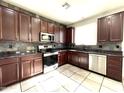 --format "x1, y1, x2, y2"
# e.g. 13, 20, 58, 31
0, 49, 122, 59
0, 51, 42, 59
68, 49, 122, 56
